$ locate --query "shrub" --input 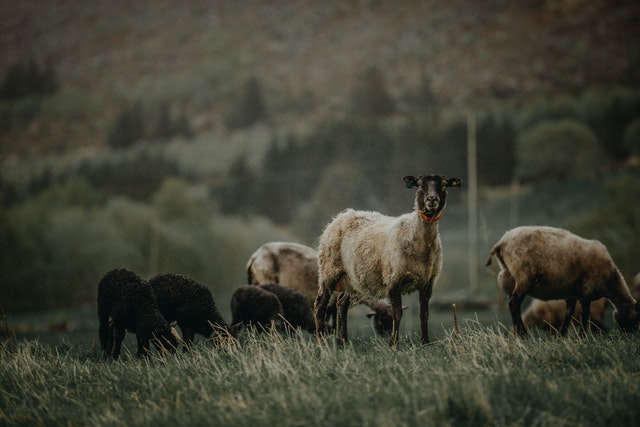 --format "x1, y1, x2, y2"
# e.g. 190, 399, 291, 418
623, 118, 640, 157
579, 87, 640, 159
515, 95, 581, 132
515, 119, 607, 183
